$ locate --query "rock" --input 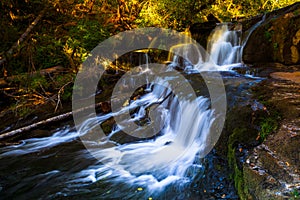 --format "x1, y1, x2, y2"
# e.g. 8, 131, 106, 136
244, 121, 300, 199
243, 2, 300, 65
99, 101, 111, 113
270, 71, 300, 83
240, 77, 300, 199
190, 14, 220, 49
291, 46, 300, 63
